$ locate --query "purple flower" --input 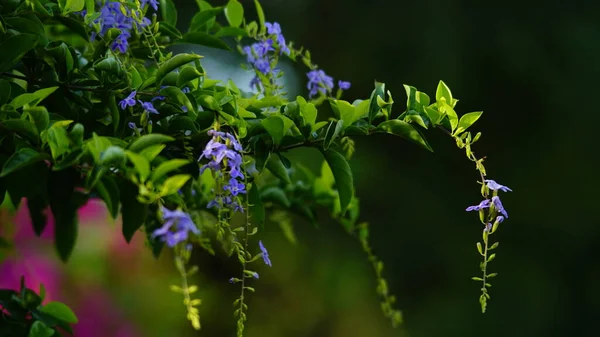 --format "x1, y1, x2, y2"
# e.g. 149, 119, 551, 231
139, 100, 159, 114
229, 277, 235, 284
265, 22, 290, 55
119, 91, 137, 110
485, 180, 512, 193
466, 199, 490, 212
338, 80, 351, 90
152, 207, 200, 247
492, 196, 508, 218
142, 0, 159, 11
307, 69, 334, 99
223, 178, 246, 196
259, 240, 272, 267
182, 87, 191, 94
128, 122, 137, 129
253, 272, 259, 279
